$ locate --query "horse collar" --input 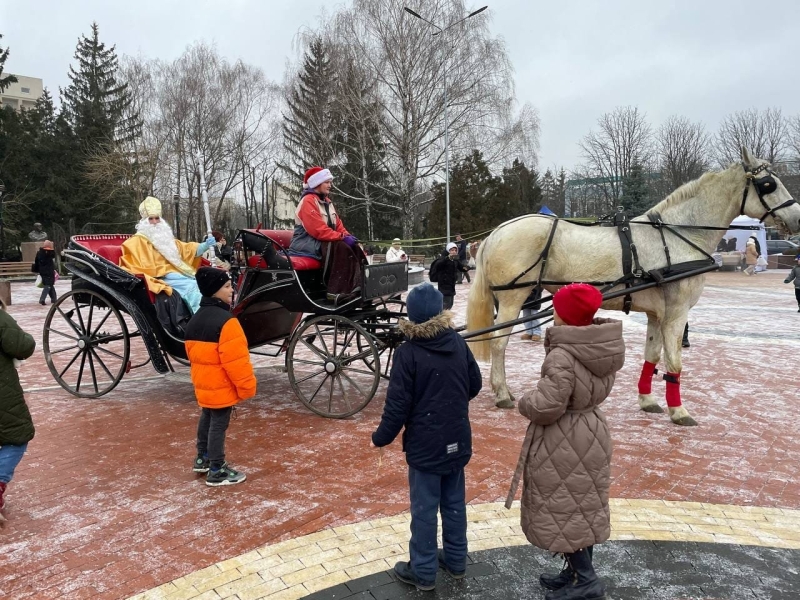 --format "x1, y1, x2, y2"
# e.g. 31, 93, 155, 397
740, 163, 797, 223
